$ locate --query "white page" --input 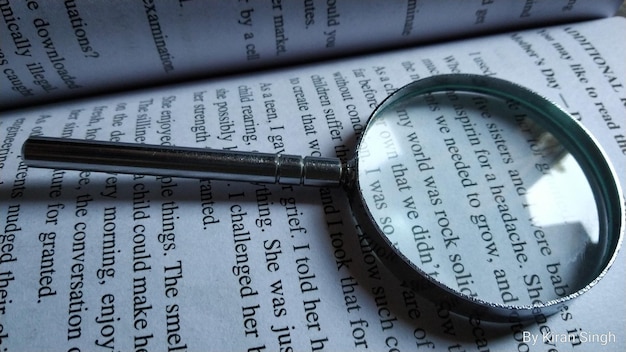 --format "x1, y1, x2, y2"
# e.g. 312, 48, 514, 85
1, 17, 625, 351
0, 0, 621, 109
